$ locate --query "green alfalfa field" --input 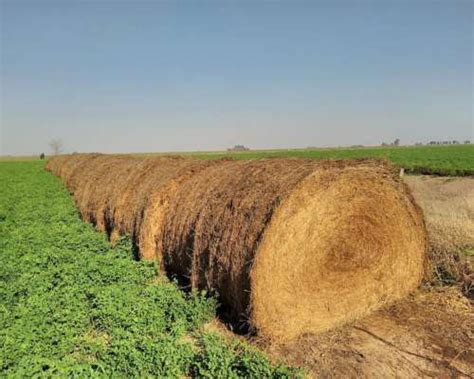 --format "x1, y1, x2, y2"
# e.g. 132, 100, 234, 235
0, 161, 302, 377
